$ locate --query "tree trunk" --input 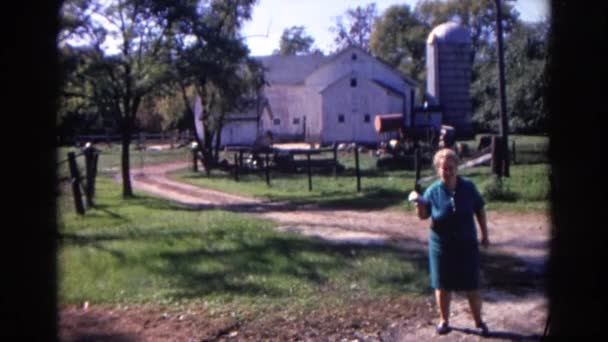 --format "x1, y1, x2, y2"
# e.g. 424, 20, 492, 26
180, 83, 208, 171
201, 123, 215, 174
121, 131, 134, 198
214, 114, 225, 161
